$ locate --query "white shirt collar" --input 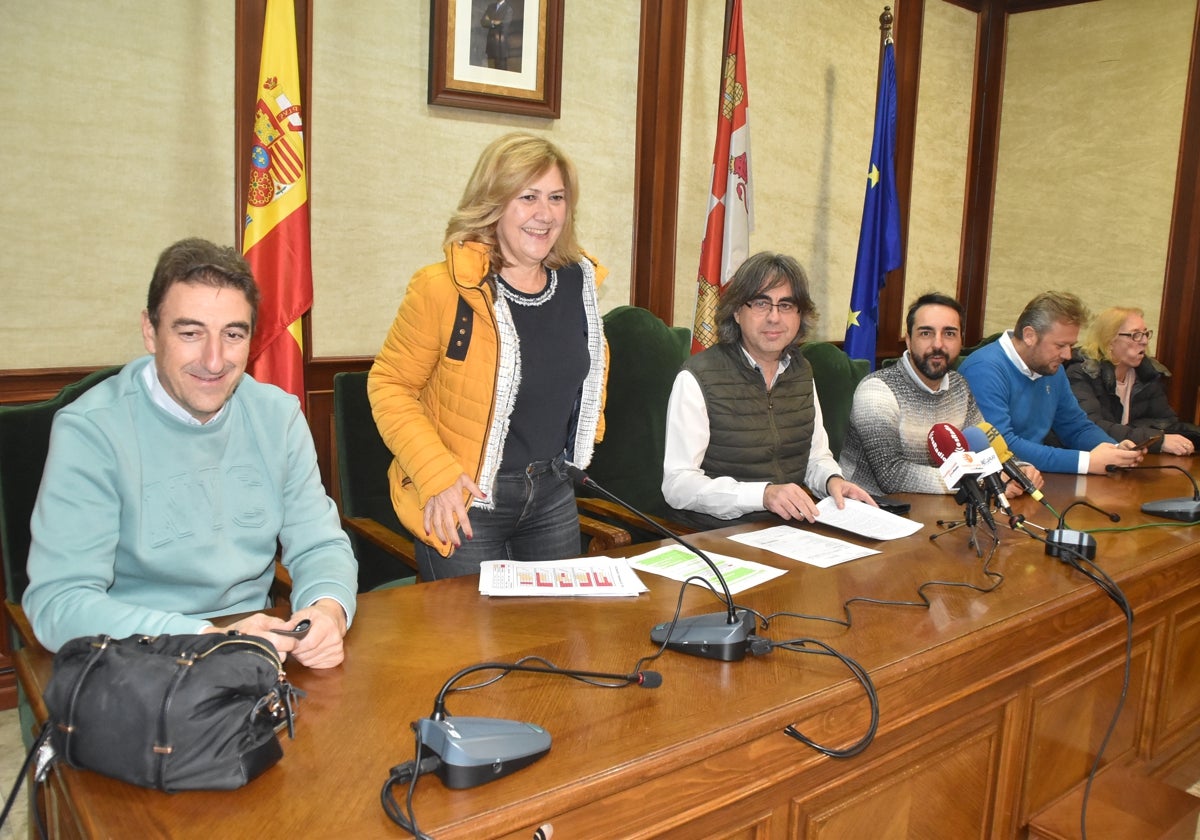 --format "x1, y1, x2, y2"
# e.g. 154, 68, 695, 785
998, 330, 1040, 381
899, 350, 949, 395
738, 344, 792, 381
141, 359, 228, 426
